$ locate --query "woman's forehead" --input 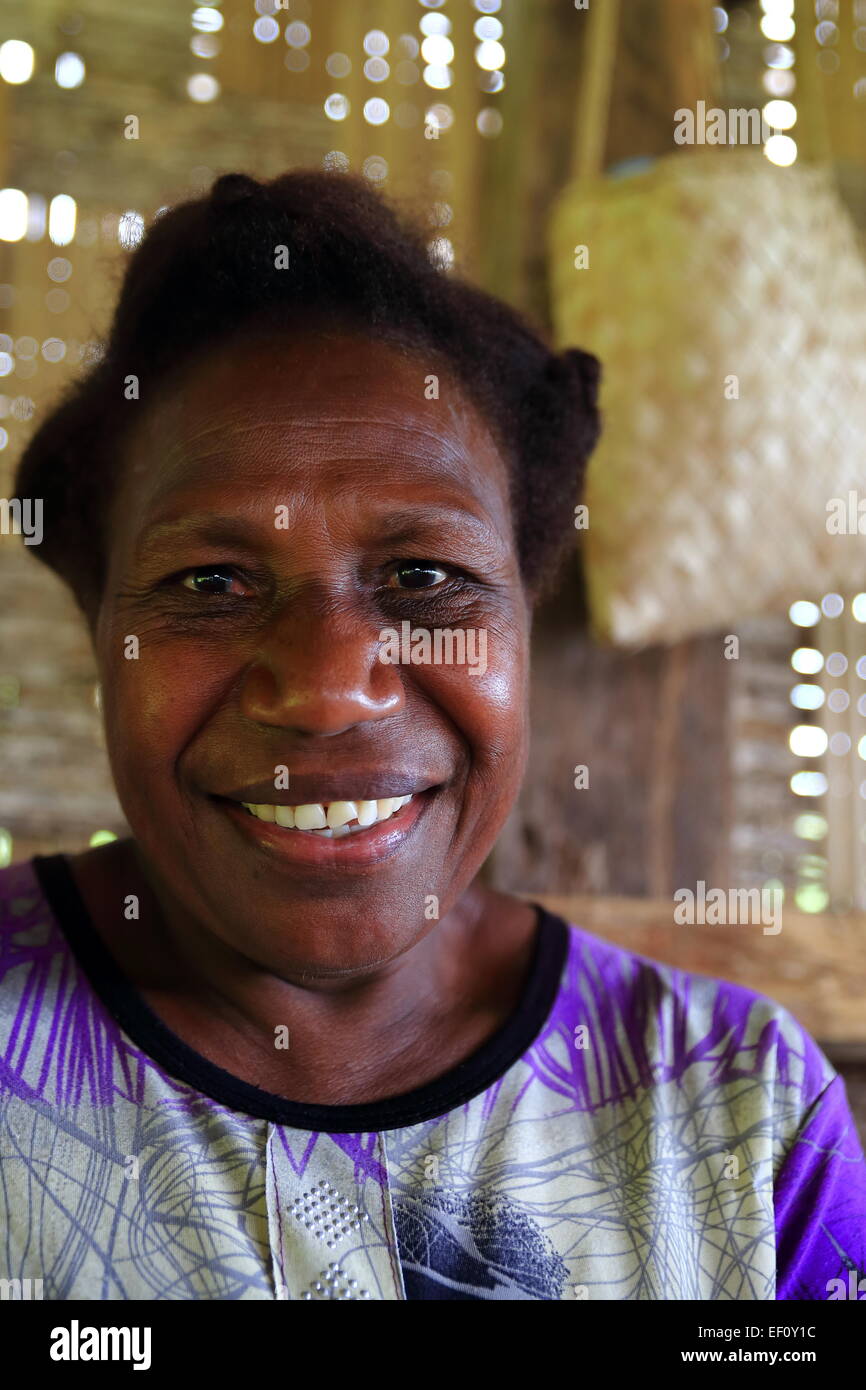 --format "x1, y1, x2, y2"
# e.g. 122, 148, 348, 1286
111, 329, 514, 544
157, 326, 469, 416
